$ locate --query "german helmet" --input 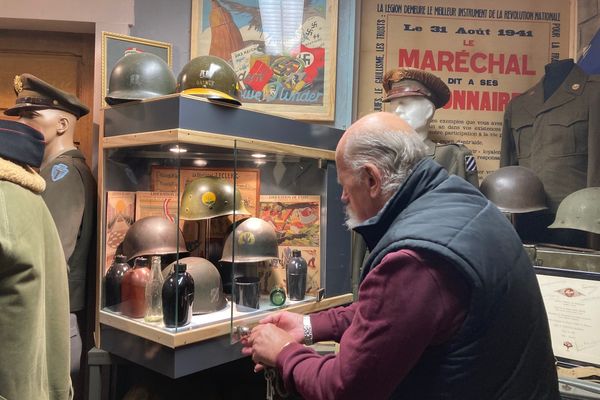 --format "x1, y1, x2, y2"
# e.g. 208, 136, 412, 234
105, 49, 176, 105
177, 55, 241, 105
121, 216, 188, 261
164, 257, 227, 314
480, 166, 548, 213
548, 187, 600, 234
180, 176, 250, 220
220, 217, 279, 263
